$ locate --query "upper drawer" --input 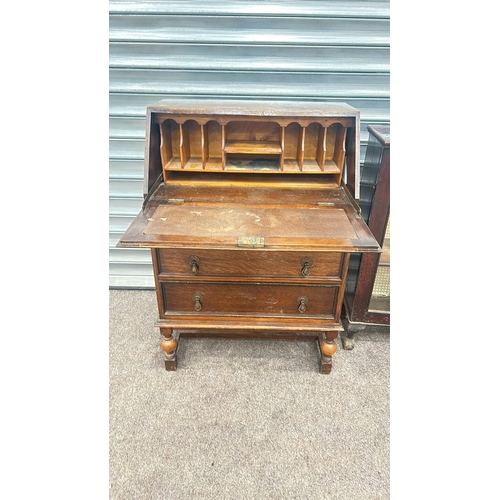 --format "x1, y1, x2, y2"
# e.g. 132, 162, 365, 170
156, 248, 343, 279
